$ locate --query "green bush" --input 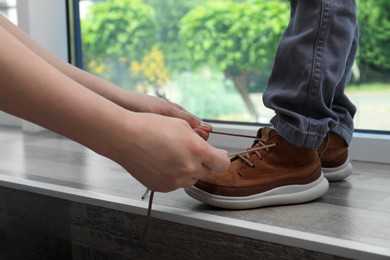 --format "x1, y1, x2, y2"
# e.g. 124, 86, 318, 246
81, 0, 156, 88
357, 0, 390, 82
171, 72, 248, 120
